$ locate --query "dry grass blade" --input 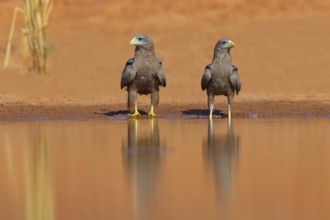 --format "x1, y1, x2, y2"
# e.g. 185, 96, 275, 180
3, 7, 24, 68
23, 0, 54, 73
3, 0, 53, 73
